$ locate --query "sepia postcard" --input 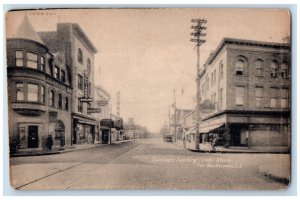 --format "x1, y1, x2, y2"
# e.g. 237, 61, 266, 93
6, 8, 291, 190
